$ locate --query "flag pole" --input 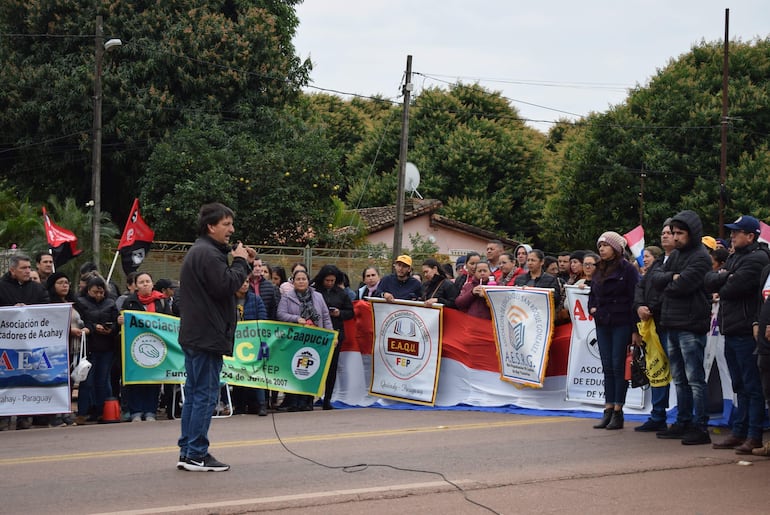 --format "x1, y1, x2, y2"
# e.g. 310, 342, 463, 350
105, 250, 120, 285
